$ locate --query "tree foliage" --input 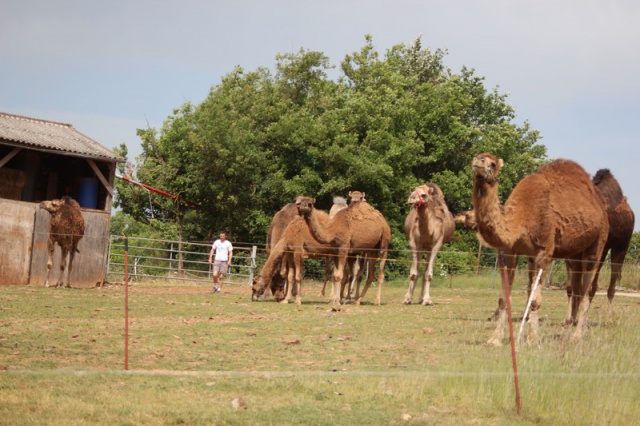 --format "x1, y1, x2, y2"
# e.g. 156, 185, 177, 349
115, 35, 547, 257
